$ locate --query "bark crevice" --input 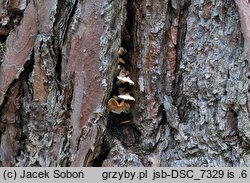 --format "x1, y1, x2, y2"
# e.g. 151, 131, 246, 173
93, 0, 143, 167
